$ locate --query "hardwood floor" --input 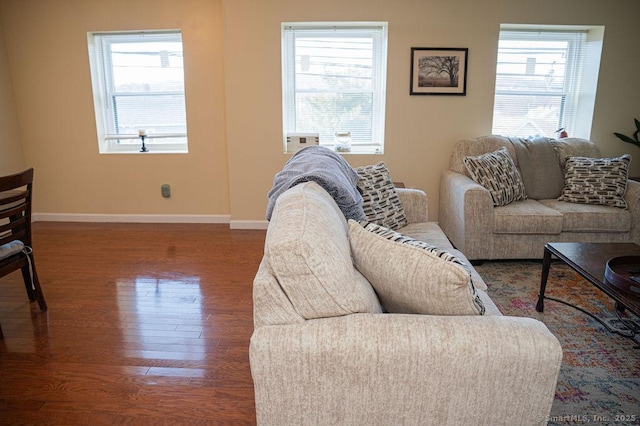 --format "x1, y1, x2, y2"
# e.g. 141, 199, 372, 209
0, 222, 266, 425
